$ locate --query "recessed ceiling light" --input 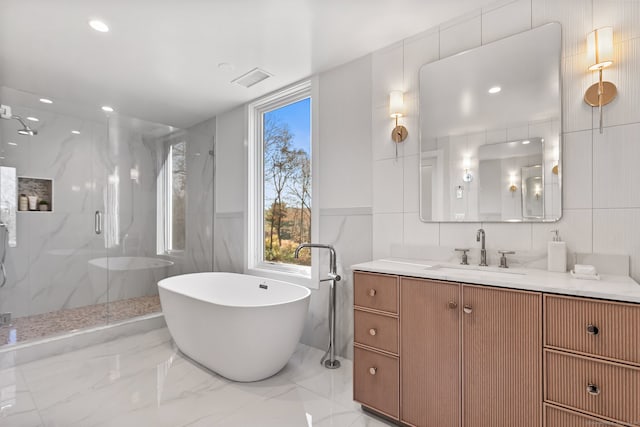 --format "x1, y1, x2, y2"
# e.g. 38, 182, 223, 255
8, 142, 17, 146
39, 98, 53, 104
522, 140, 531, 145
89, 19, 109, 33
101, 106, 114, 113
0, 157, 5, 160
71, 130, 81, 135
488, 86, 502, 94
26, 116, 39, 122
